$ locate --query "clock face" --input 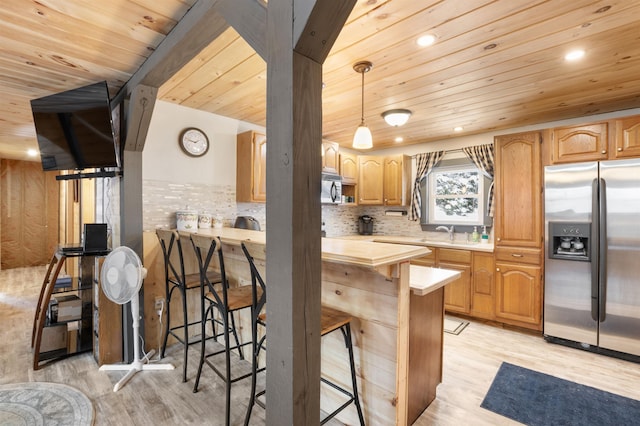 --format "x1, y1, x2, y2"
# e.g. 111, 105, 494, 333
179, 128, 209, 157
